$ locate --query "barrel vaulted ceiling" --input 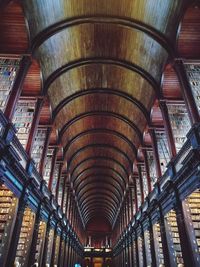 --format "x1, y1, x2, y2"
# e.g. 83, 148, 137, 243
21, 0, 189, 226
